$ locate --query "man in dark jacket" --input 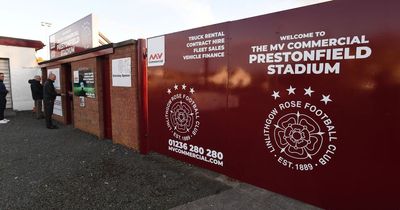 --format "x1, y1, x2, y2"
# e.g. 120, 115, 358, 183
0, 73, 10, 124
28, 75, 44, 119
43, 73, 58, 129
